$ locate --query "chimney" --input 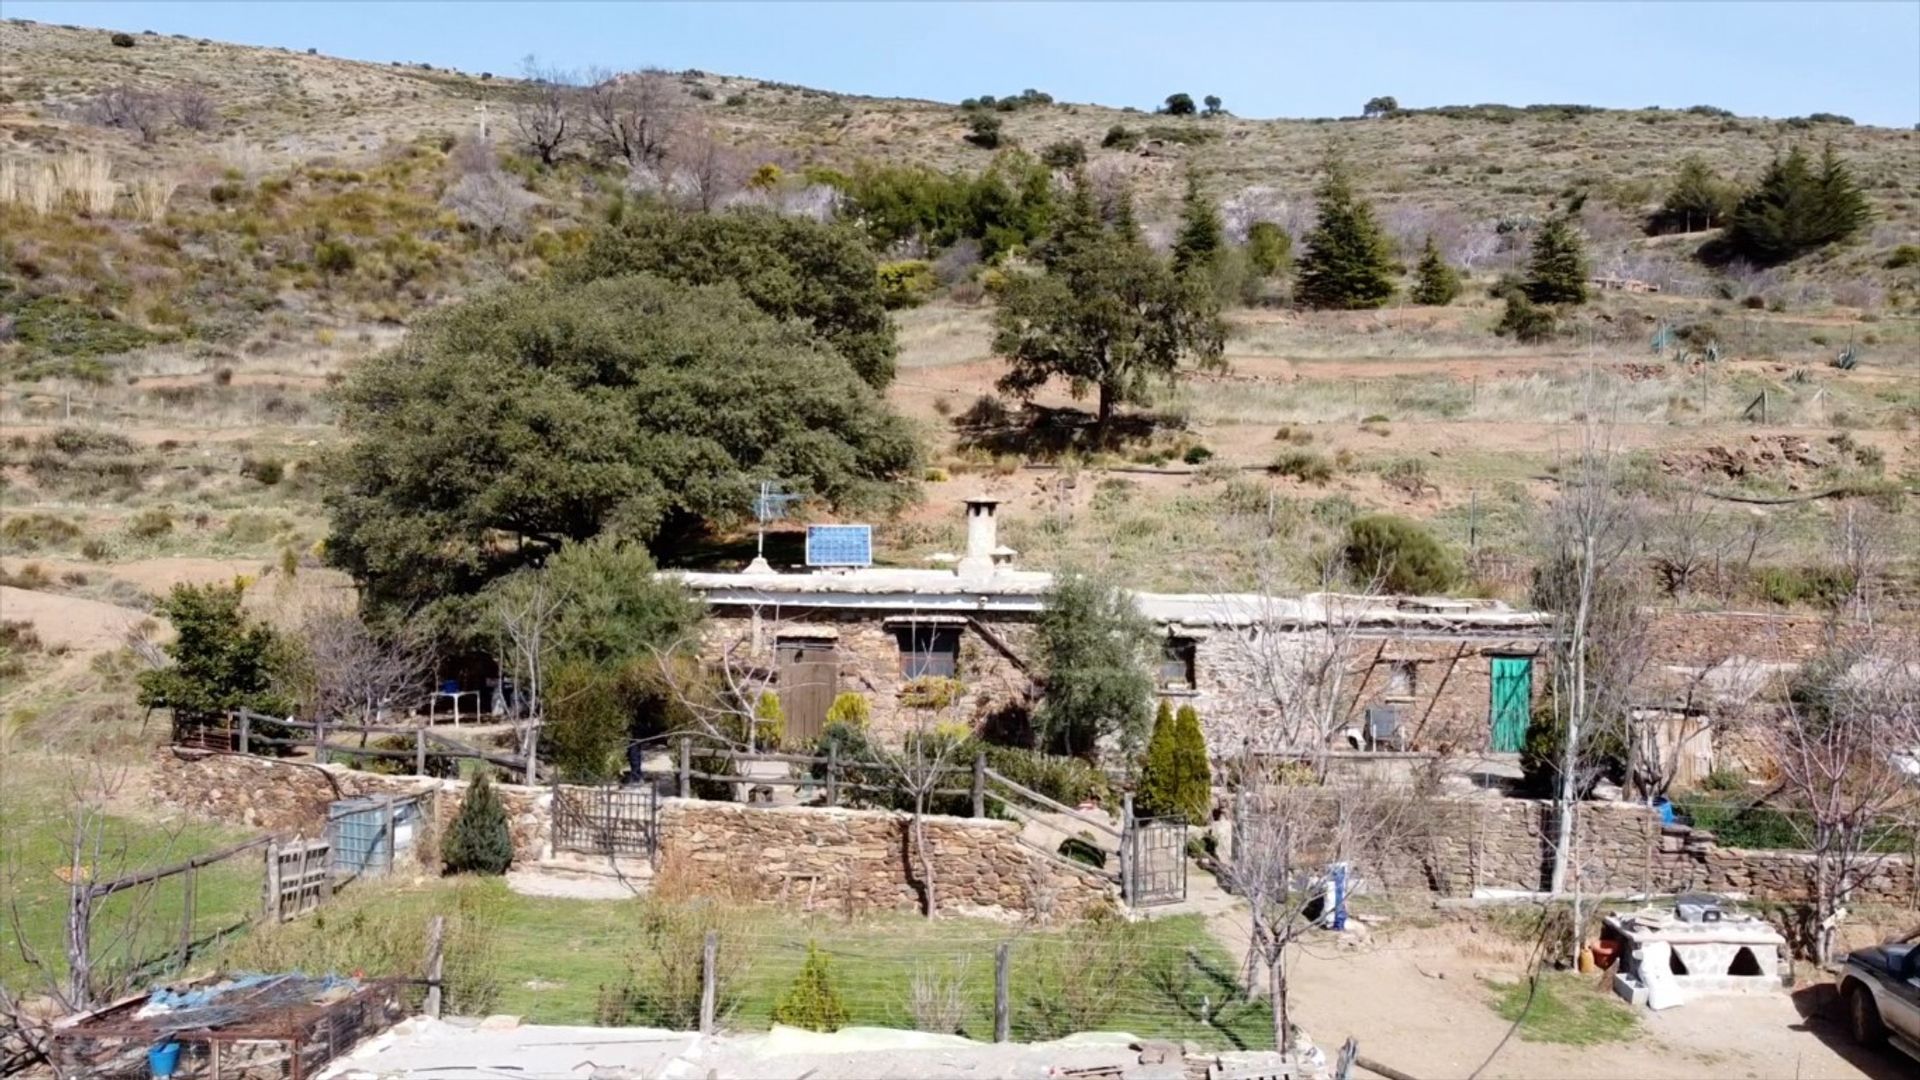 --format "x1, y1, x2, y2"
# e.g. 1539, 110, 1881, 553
957, 496, 1001, 581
